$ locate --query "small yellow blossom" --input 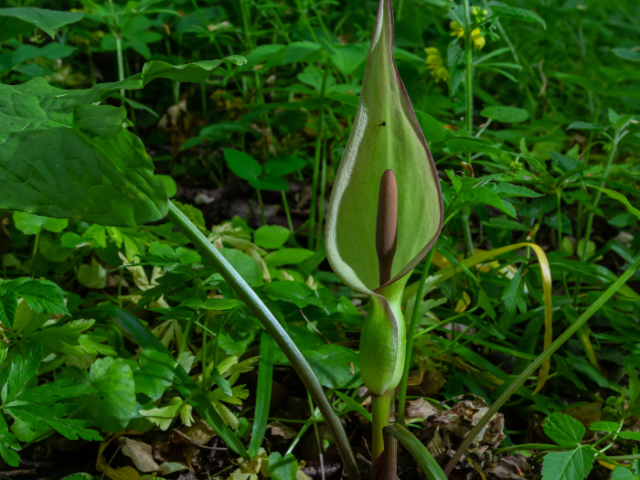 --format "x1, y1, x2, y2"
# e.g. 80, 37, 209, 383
434, 66, 451, 83
450, 21, 465, 38
470, 28, 486, 49
425, 48, 450, 83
